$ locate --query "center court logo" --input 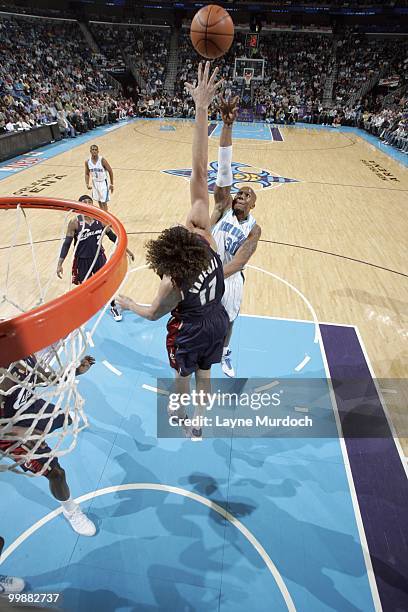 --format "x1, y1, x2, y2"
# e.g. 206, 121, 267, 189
163, 161, 299, 194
